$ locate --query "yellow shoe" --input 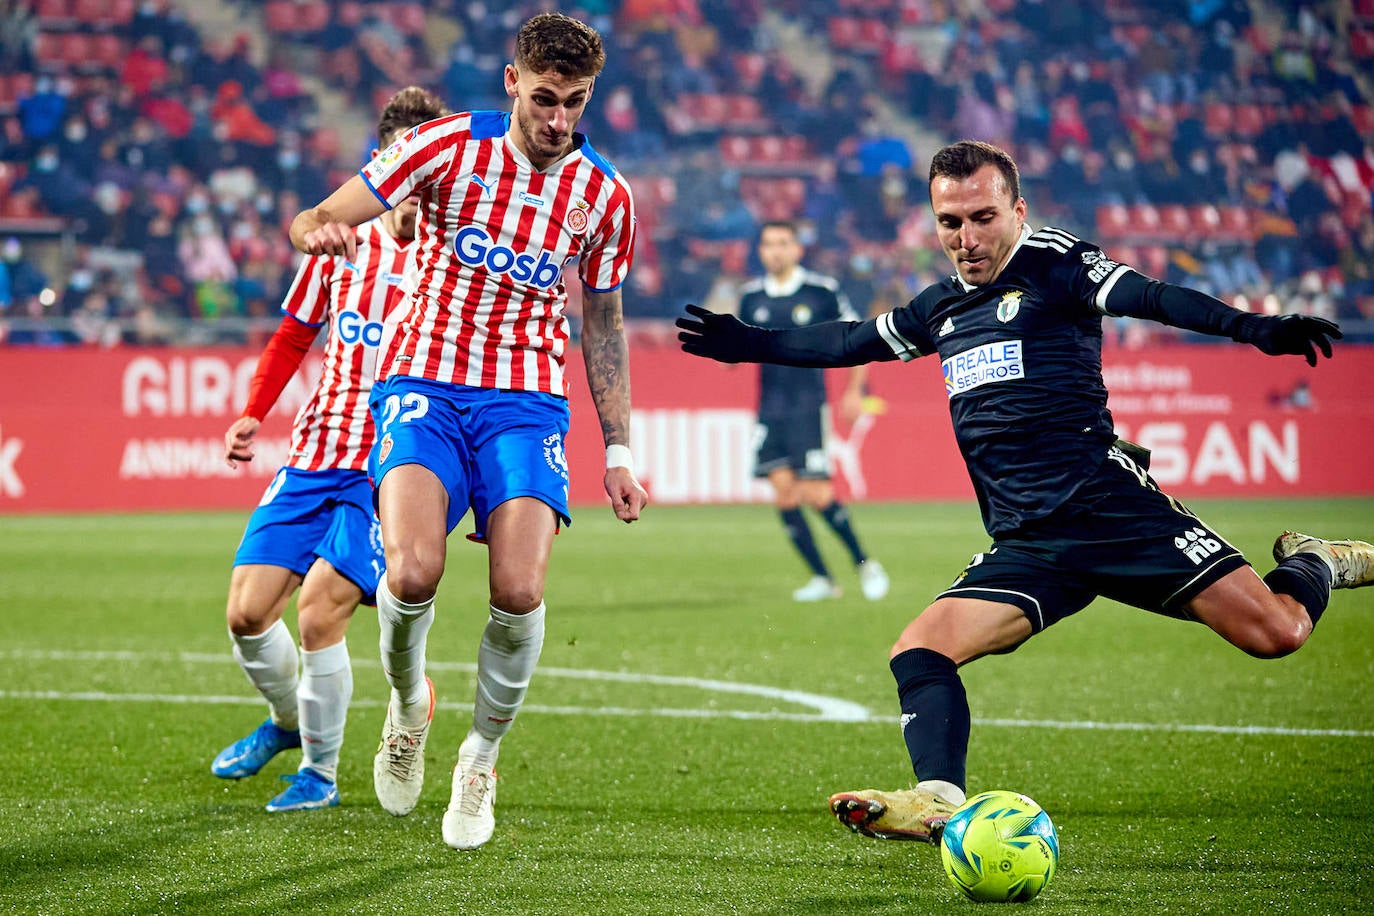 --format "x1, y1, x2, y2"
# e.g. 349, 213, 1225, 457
828, 787, 956, 843
1273, 531, 1374, 589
